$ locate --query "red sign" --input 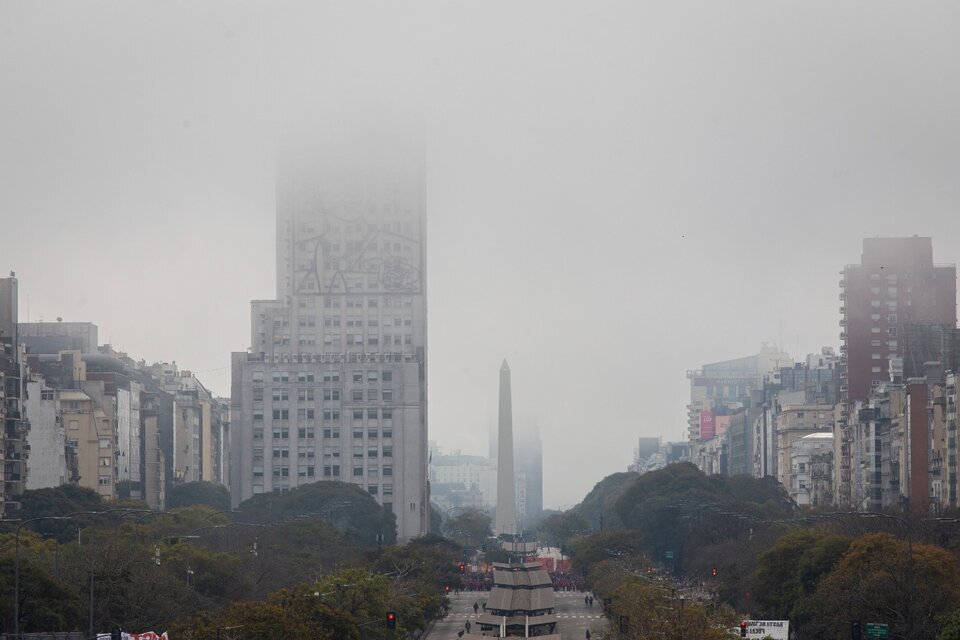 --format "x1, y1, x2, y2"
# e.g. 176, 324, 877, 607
699, 410, 716, 440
